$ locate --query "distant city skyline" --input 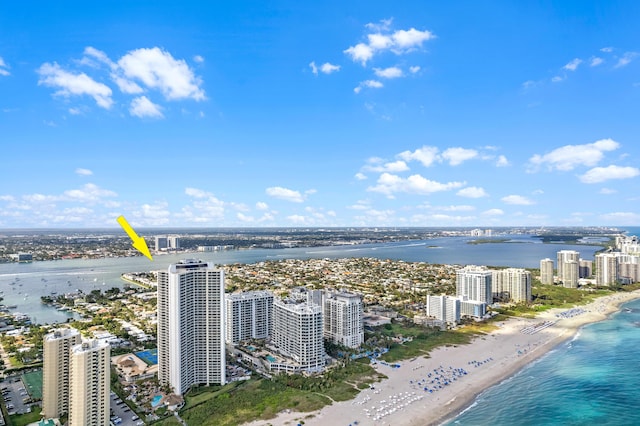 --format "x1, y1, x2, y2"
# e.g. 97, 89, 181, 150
1, 2, 639, 228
